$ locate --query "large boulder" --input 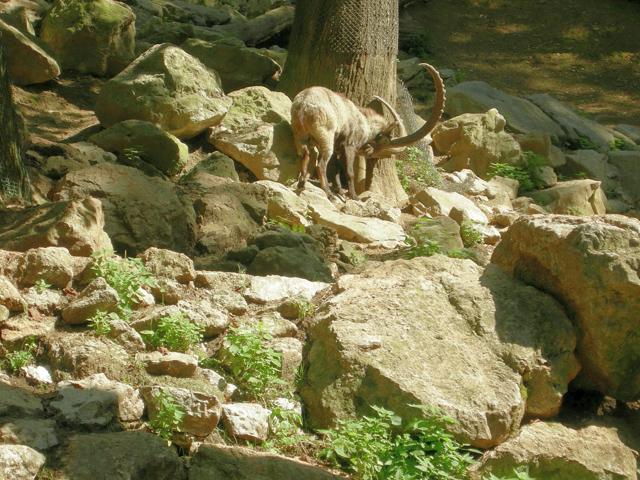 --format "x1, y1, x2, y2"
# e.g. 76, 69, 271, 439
528, 179, 607, 215
528, 94, 616, 151
179, 171, 268, 259
446, 81, 564, 141
189, 445, 343, 480
492, 215, 640, 400
209, 86, 298, 182
469, 422, 637, 480
302, 256, 578, 448
95, 43, 231, 139
608, 150, 640, 204
52, 163, 196, 255
0, 18, 59, 85
0, 198, 112, 256
40, 0, 135, 76
64, 431, 185, 480
182, 37, 281, 92
432, 109, 523, 178
89, 120, 189, 176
